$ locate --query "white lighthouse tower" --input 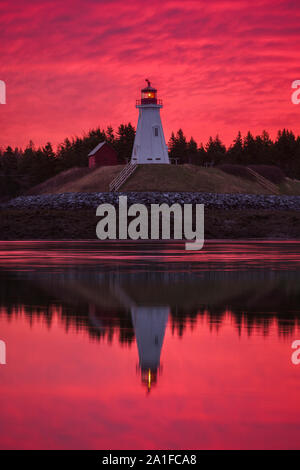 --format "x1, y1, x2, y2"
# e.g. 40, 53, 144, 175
131, 80, 170, 164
